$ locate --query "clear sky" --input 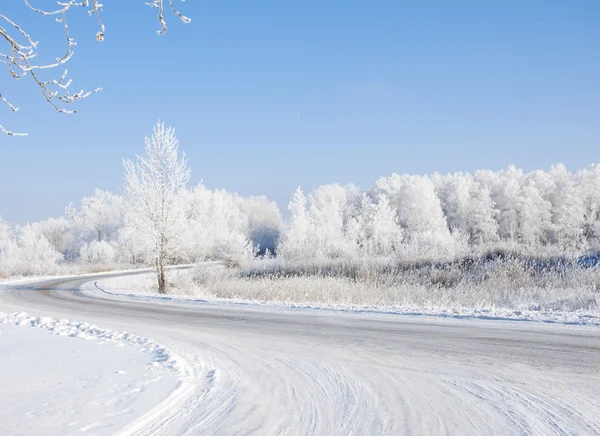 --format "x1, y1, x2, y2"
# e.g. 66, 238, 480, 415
1, 1, 599, 223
